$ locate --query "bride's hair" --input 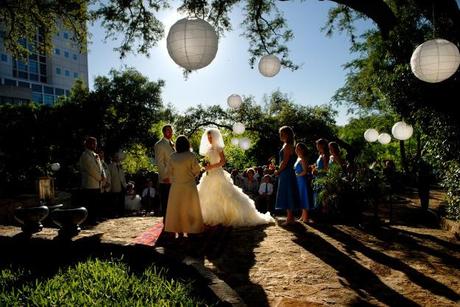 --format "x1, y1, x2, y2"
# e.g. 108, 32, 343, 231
199, 128, 225, 156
